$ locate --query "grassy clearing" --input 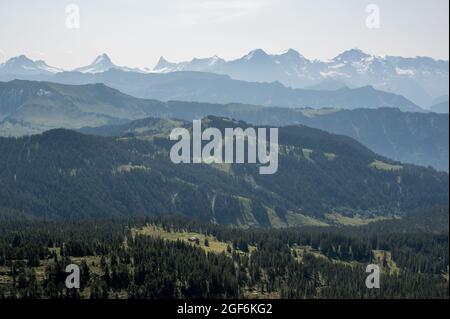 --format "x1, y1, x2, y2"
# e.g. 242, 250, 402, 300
114, 163, 150, 174
208, 162, 232, 174
264, 205, 287, 228
372, 250, 401, 275
325, 212, 396, 226
279, 145, 302, 161
292, 245, 357, 268
234, 196, 260, 228
302, 148, 314, 161
133, 225, 250, 255
324, 152, 337, 161
0, 265, 13, 286
285, 211, 329, 227
300, 108, 340, 118
369, 160, 403, 172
